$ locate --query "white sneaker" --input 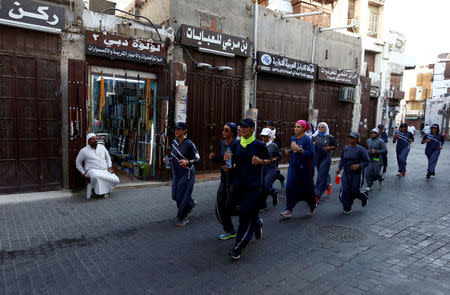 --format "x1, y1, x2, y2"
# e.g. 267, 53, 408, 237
104, 193, 110, 198
365, 186, 372, 192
